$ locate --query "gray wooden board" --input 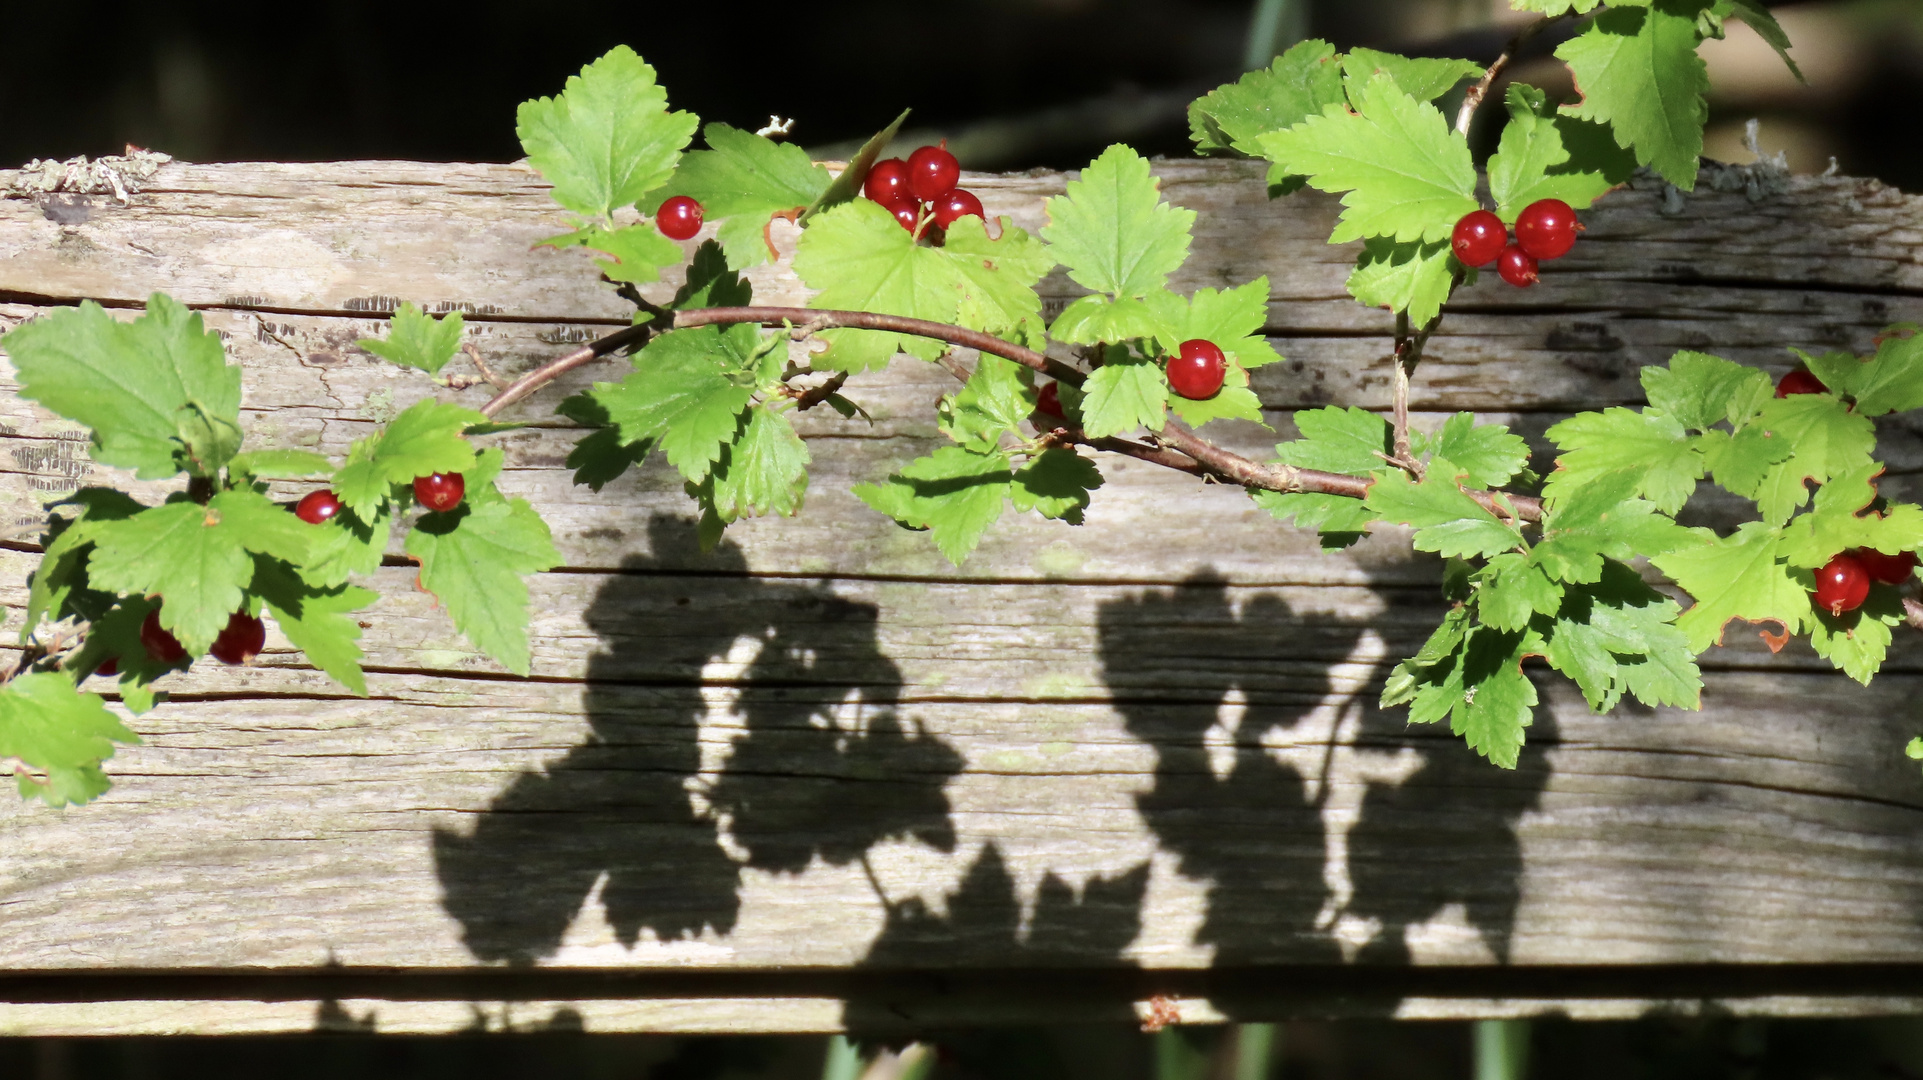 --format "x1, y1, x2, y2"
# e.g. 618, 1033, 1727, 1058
2, 159, 1923, 1034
